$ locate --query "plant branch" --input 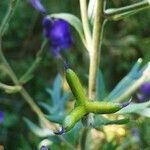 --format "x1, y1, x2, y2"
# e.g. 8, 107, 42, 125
105, 0, 150, 20
0, 0, 19, 36
0, 39, 59, 131
80, 0, 106, 149
79, 0, 92, 52
80, 127, 89, 150
0, 82, 21, 93
19, 39, 48, 84
88, 0, 105, 99
0, 0, 59, 132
